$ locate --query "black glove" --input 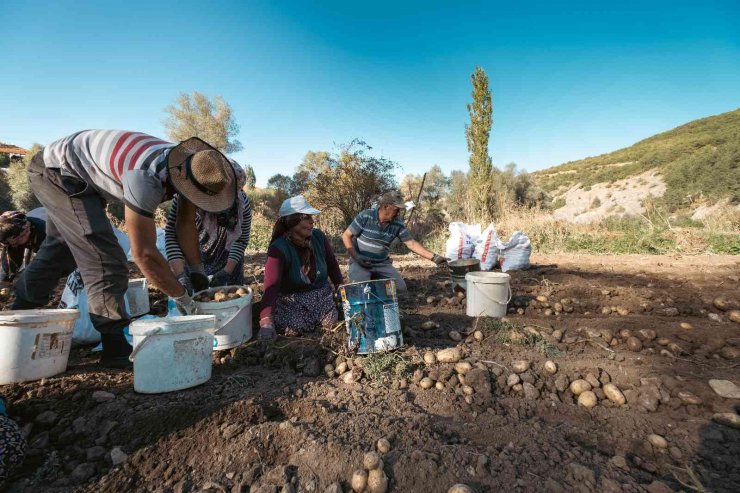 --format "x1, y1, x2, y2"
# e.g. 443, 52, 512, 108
190, 272, 210, 293
432, 254, 449, 266
176, 271, 193, 296
209, 270, 231, 288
